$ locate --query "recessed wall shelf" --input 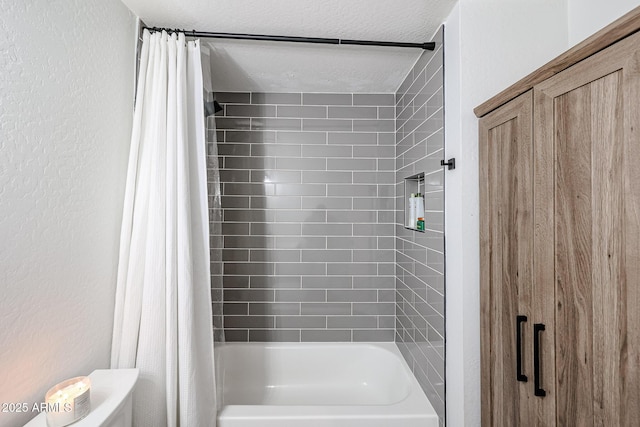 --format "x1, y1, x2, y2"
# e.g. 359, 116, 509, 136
404, 172, 425, 232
